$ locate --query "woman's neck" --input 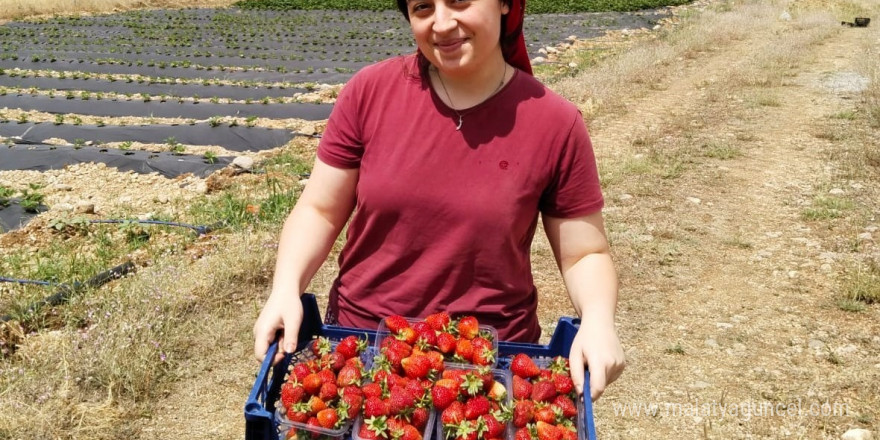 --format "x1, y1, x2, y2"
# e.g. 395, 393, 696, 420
431, 55, 511, 110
